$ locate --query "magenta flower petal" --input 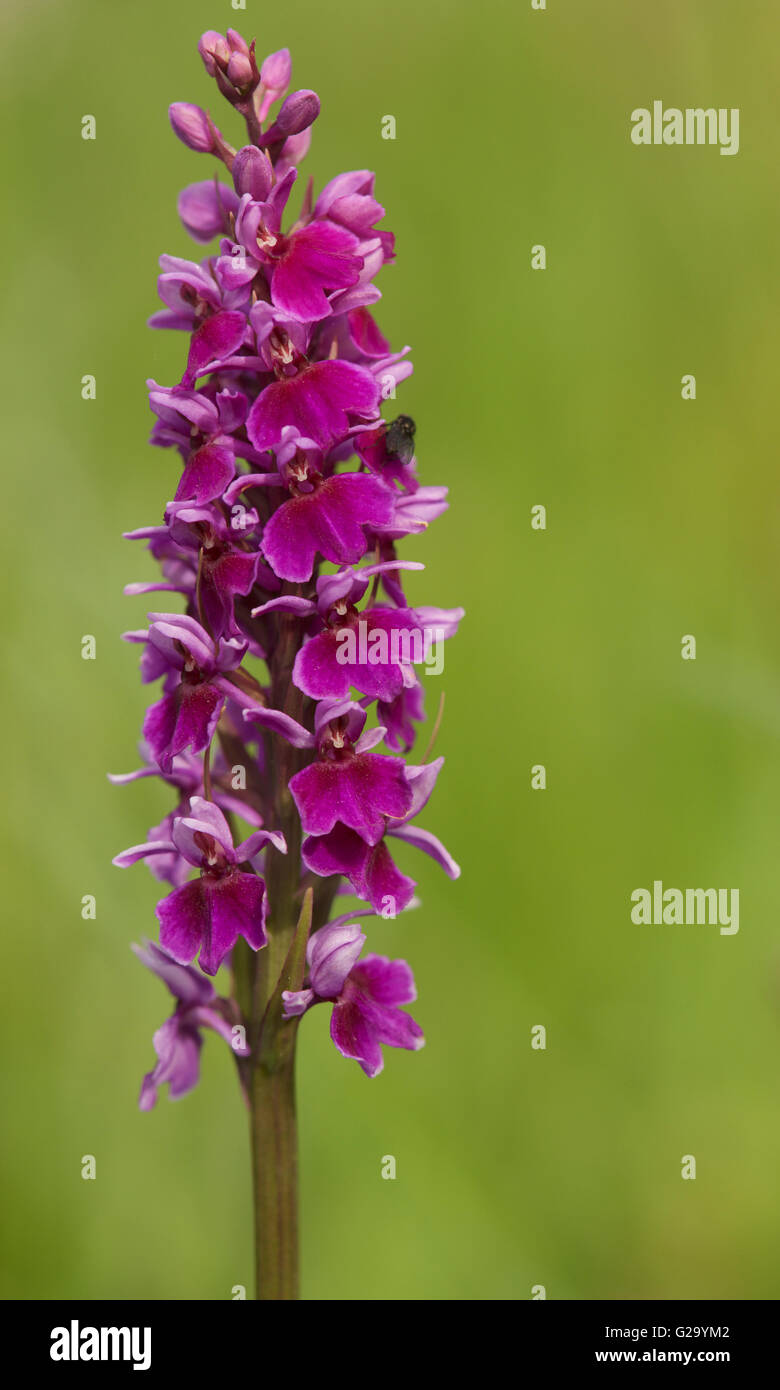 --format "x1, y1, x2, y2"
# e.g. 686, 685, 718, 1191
330, 997, 384, 1077
329, 952, 423, 1076
234, 828, 287, 861
301, 822, 368, 881
355, 987, 422, 1052
156, 880, 208, 965
143, 682, 223, 772
351, 954, 416, 1008
189, 1003, 248, 1052
134, 939, 247, 1108
360, 837, 416, 913
314, 170, 384, 236
270, 221, 362, 321
293, 607, 423, 702
175, 442, 236, 504
182, 310, 247, 388
139, 1017, 203, 1109
261, 472, 392, 581
201, 870, 268, 971
289, 752, 412, 844
302, 824, 415, 913
389, 823, 461, 879
146, 612, 216, 670
246, 360, 379, 451
112, 838, 176, 869
262, 472, 393, 581
156, 870, 267, 977
259, 46, 291, 93
281, 987, 316, 1017
242, 703, 315, 748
